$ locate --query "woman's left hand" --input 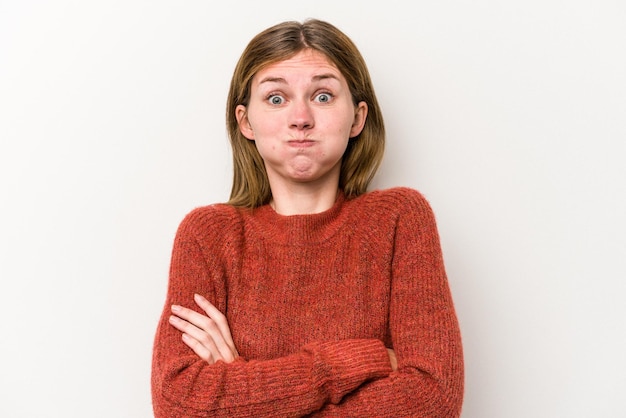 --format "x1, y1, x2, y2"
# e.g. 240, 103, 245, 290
169, 293, 239, 364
